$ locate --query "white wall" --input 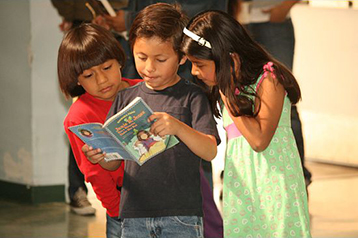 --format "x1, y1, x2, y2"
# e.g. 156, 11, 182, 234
291, 5, 358, 166
0, 0, 70, 186
0, 1, 32, 183
30, 1, 70, 185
